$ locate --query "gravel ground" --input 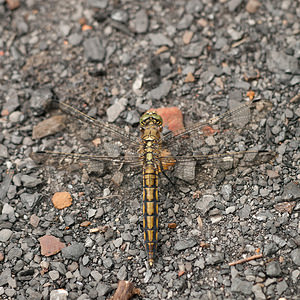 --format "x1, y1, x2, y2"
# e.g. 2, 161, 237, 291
0, 0, 299, 299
